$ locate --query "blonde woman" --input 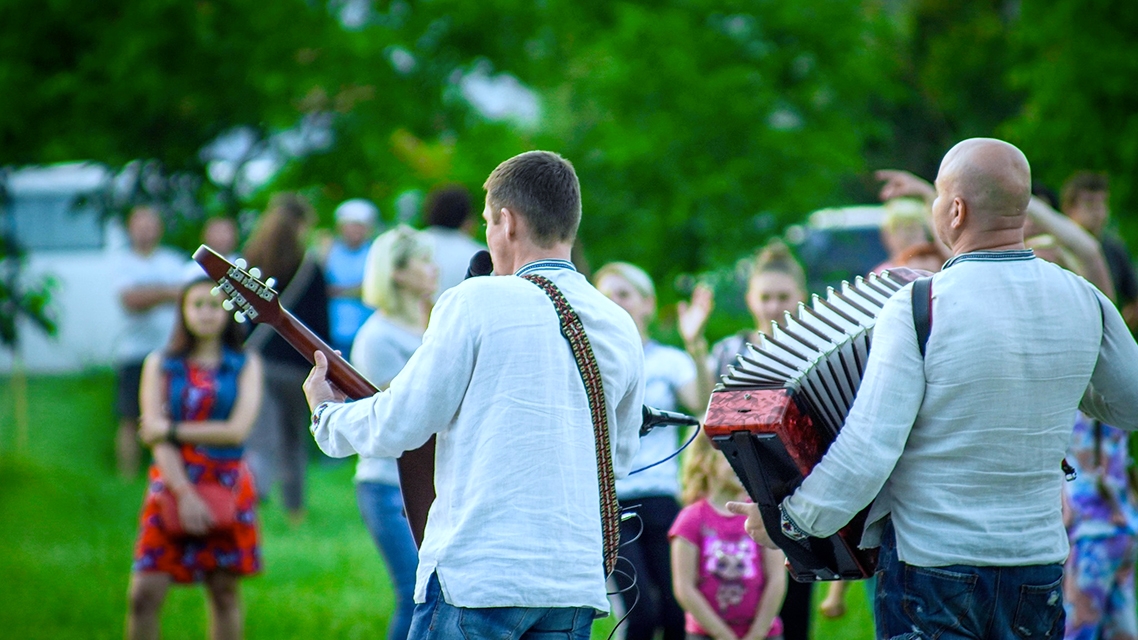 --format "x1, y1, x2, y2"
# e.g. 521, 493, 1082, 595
350, 225, 438, 640
595, 261, 713, 640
